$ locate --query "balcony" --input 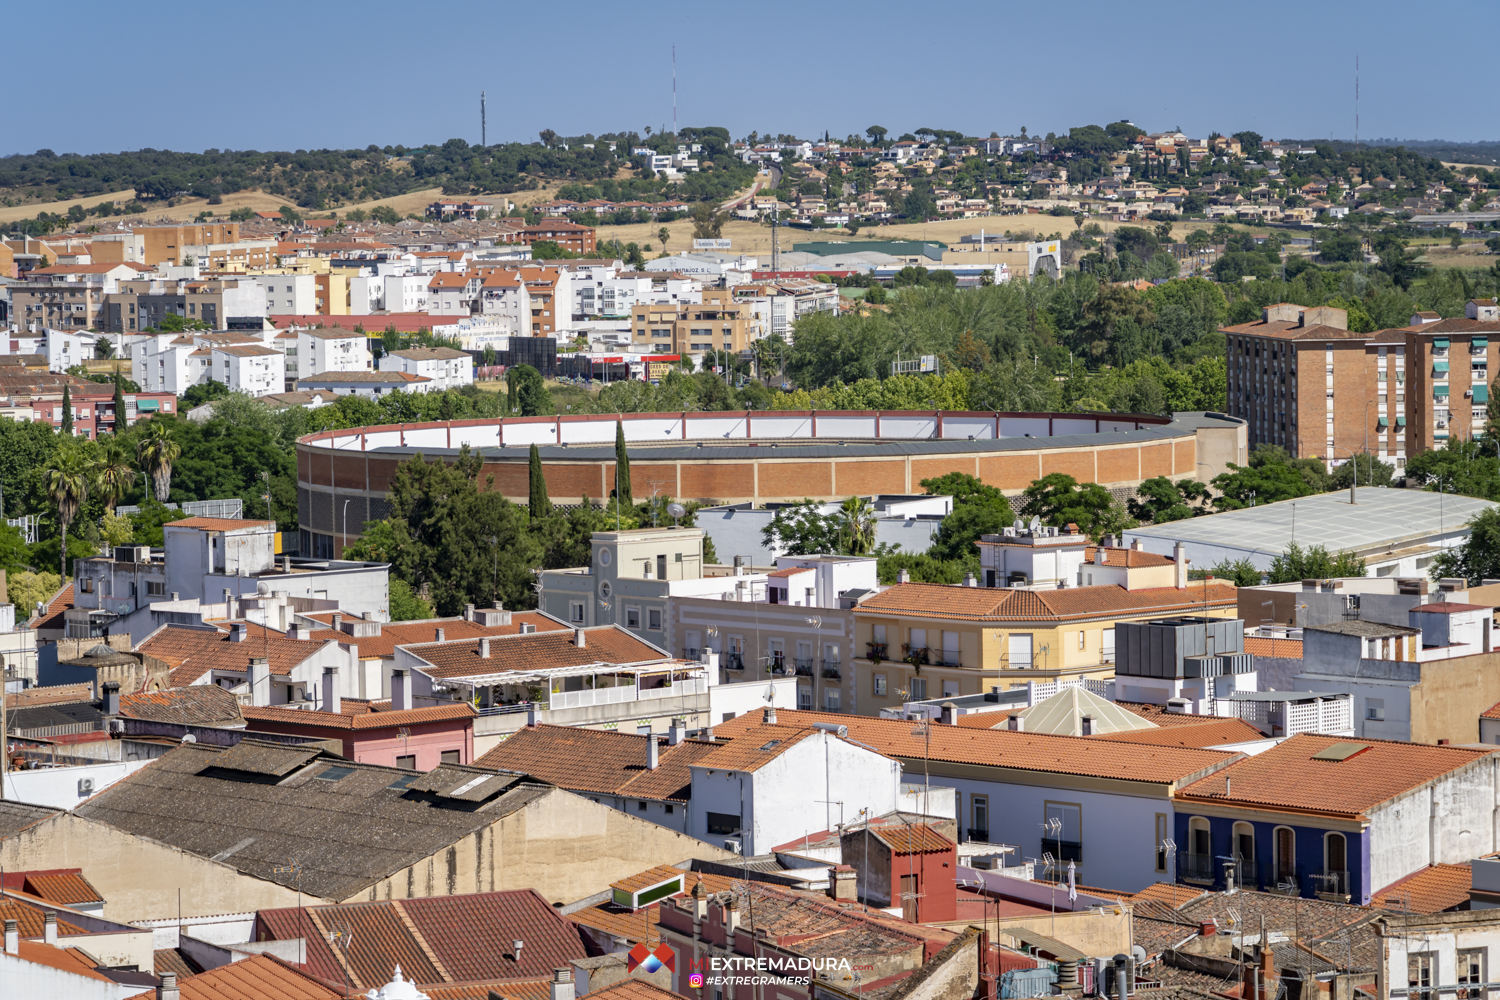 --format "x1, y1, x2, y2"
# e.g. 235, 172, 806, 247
821, 660, 841, 680
966, 828, 991, 844
1178, 853, 1216, 883
725, 653, 745, 671
1261, 861, 1299, 894
866, 642, 888, 661
684, 647, 701, 661
770, 654, 788, 676
1313, 869, 1350, 901
902, 644, 930, 666
794, 657, 814, 677
931, 654, 963, 668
